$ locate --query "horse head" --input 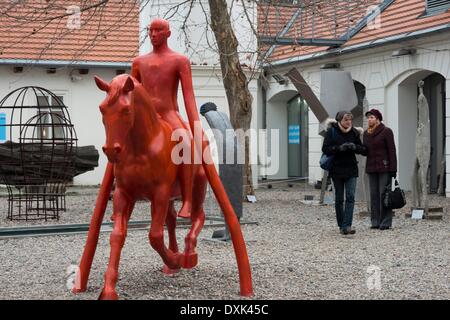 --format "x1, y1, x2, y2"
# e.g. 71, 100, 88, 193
95, 74, 136, 163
